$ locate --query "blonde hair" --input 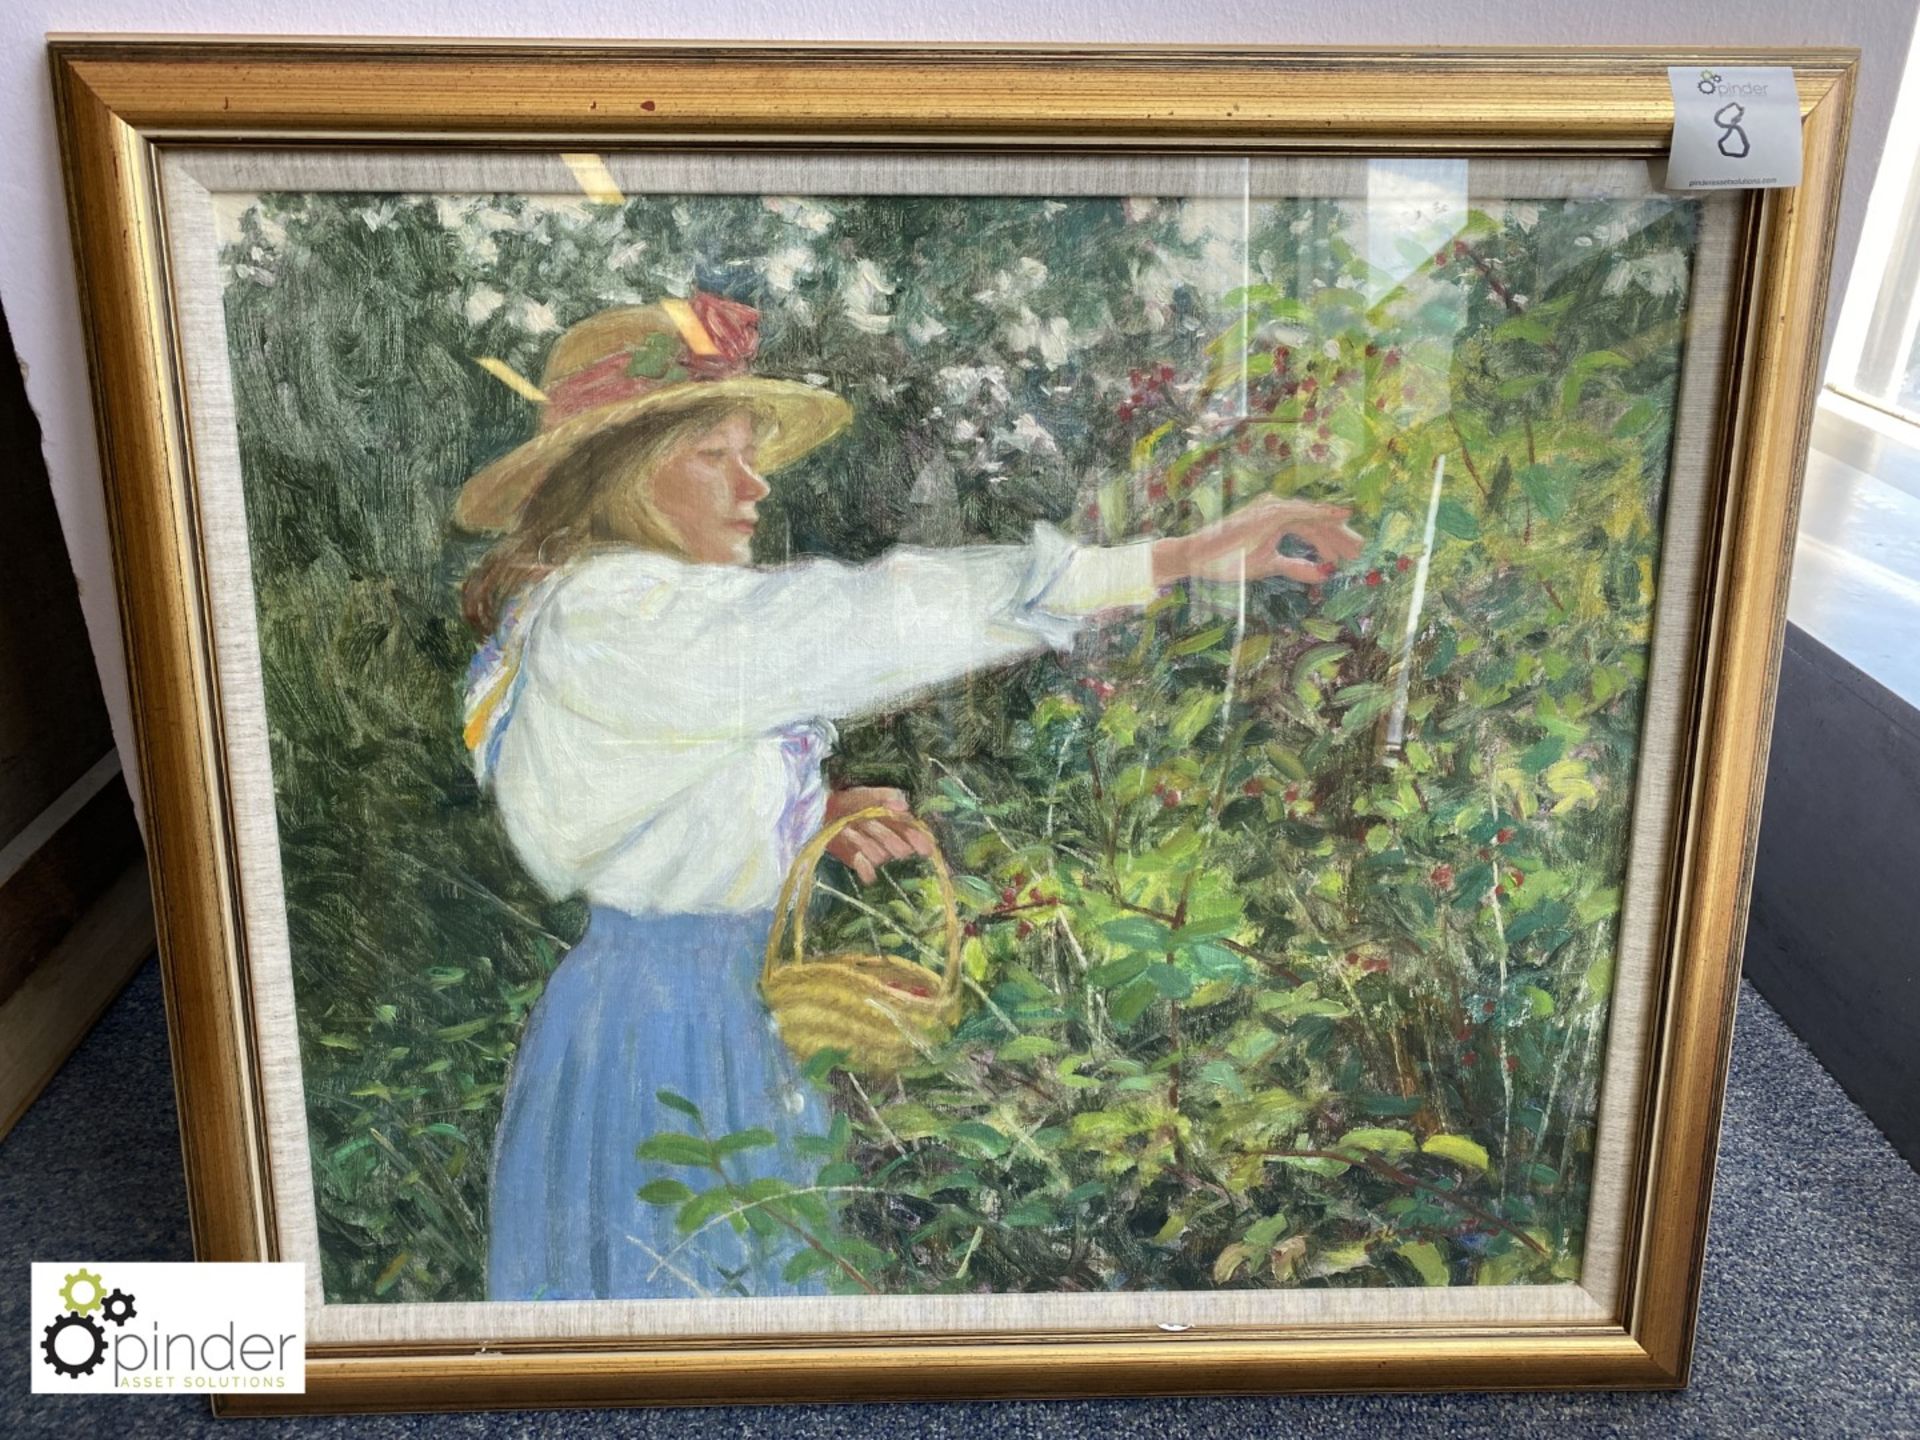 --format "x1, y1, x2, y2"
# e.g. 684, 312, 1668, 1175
461, 396, 779, 635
